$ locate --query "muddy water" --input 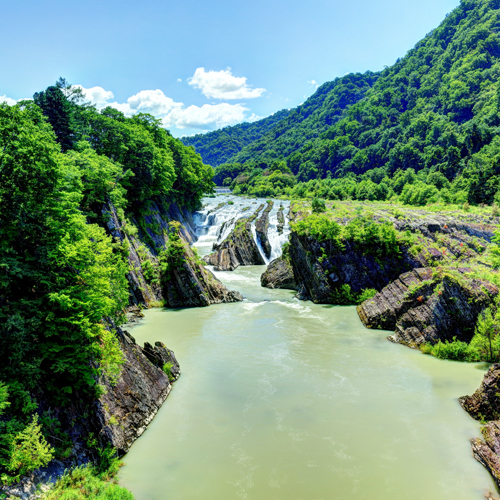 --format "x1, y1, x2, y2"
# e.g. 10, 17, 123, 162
119, 265, 495, 500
